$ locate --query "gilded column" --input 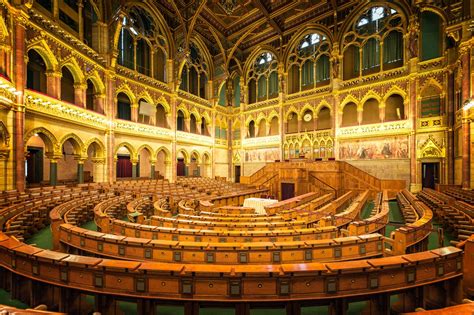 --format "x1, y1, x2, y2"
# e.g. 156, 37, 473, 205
46, 70, 61, 99
131, 159, 138, 178
13, 16, 27, 191
409, 75, 419, 192
49, 157, 58, 186
447, 69, 455, 184
131, 102, 138, 122
105, 72, 116, 183
74, 83, 87, 108
150, 160, 156, 179
462, 114, 471, 189
76, 158, 85, 184
170, 96, 177, 182
460, 44, 471, 188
